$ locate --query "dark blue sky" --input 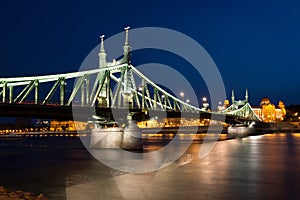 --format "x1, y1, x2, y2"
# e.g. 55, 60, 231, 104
0, 0, 299, 106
